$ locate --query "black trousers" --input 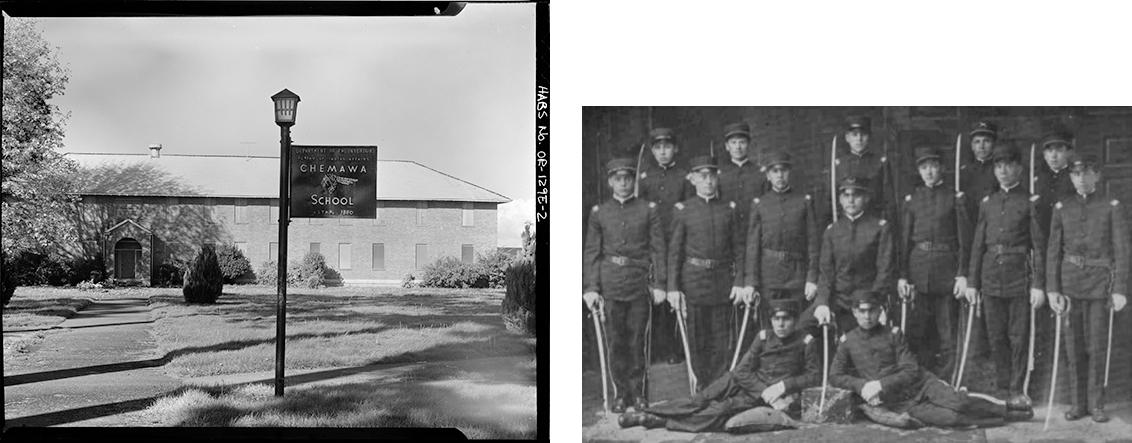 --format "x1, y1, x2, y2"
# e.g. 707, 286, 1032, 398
907, 291, 959, 380
650, 302, 681, 363
902, 378, 1009, 428
603, 297, 650, 402
645, 371, 767, 433
1064, 297, 1109, 411
686, 304, 736, 392
982, 295, 1029, 396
